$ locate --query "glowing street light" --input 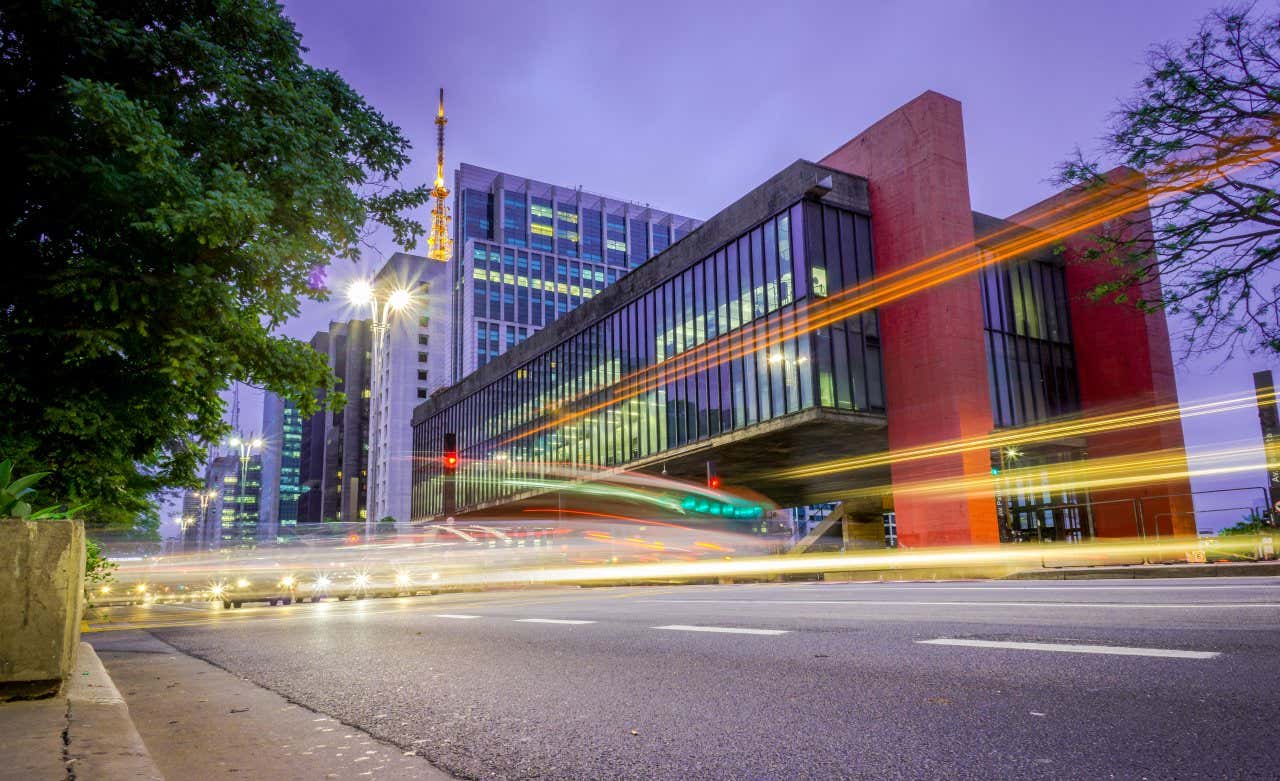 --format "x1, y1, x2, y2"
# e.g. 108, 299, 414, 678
347, 277, 420, 541
347, 279, 374, 306
227, 434, 263, 536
